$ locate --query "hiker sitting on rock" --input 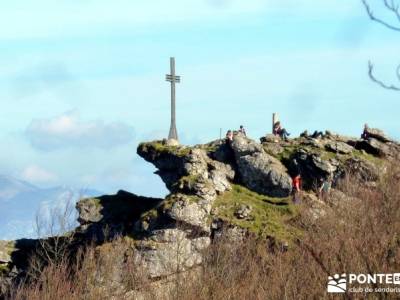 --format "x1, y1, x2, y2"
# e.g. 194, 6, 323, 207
273, 121, 290, 141
239, 125, 247, 136
226, 130, 233, 144
361, 123, 370, 140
